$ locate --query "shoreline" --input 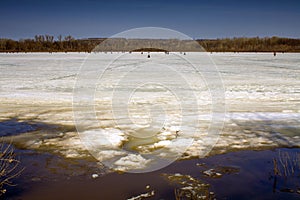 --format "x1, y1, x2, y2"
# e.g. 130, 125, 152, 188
1, 110, 299, 171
